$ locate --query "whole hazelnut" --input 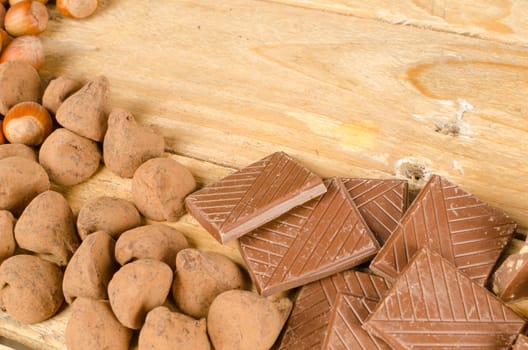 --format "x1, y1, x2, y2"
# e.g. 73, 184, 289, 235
0, 35, 44, 70
57, 0, 98, 19
4, 1, 48, 37
2, 101, 52, 145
